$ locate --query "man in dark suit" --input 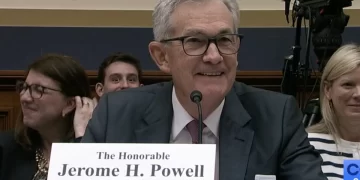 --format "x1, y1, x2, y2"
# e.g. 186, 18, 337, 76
82, 0, 327, 179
